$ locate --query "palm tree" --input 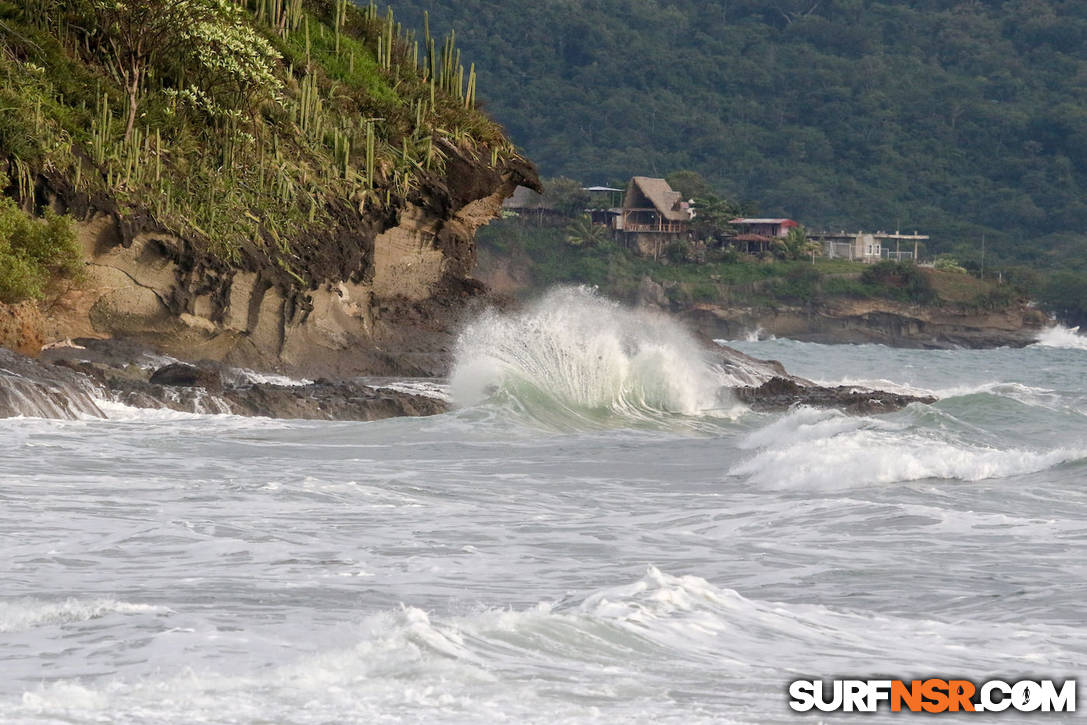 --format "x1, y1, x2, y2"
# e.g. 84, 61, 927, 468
778, 226, 821, 260
564, 215, 609, 247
